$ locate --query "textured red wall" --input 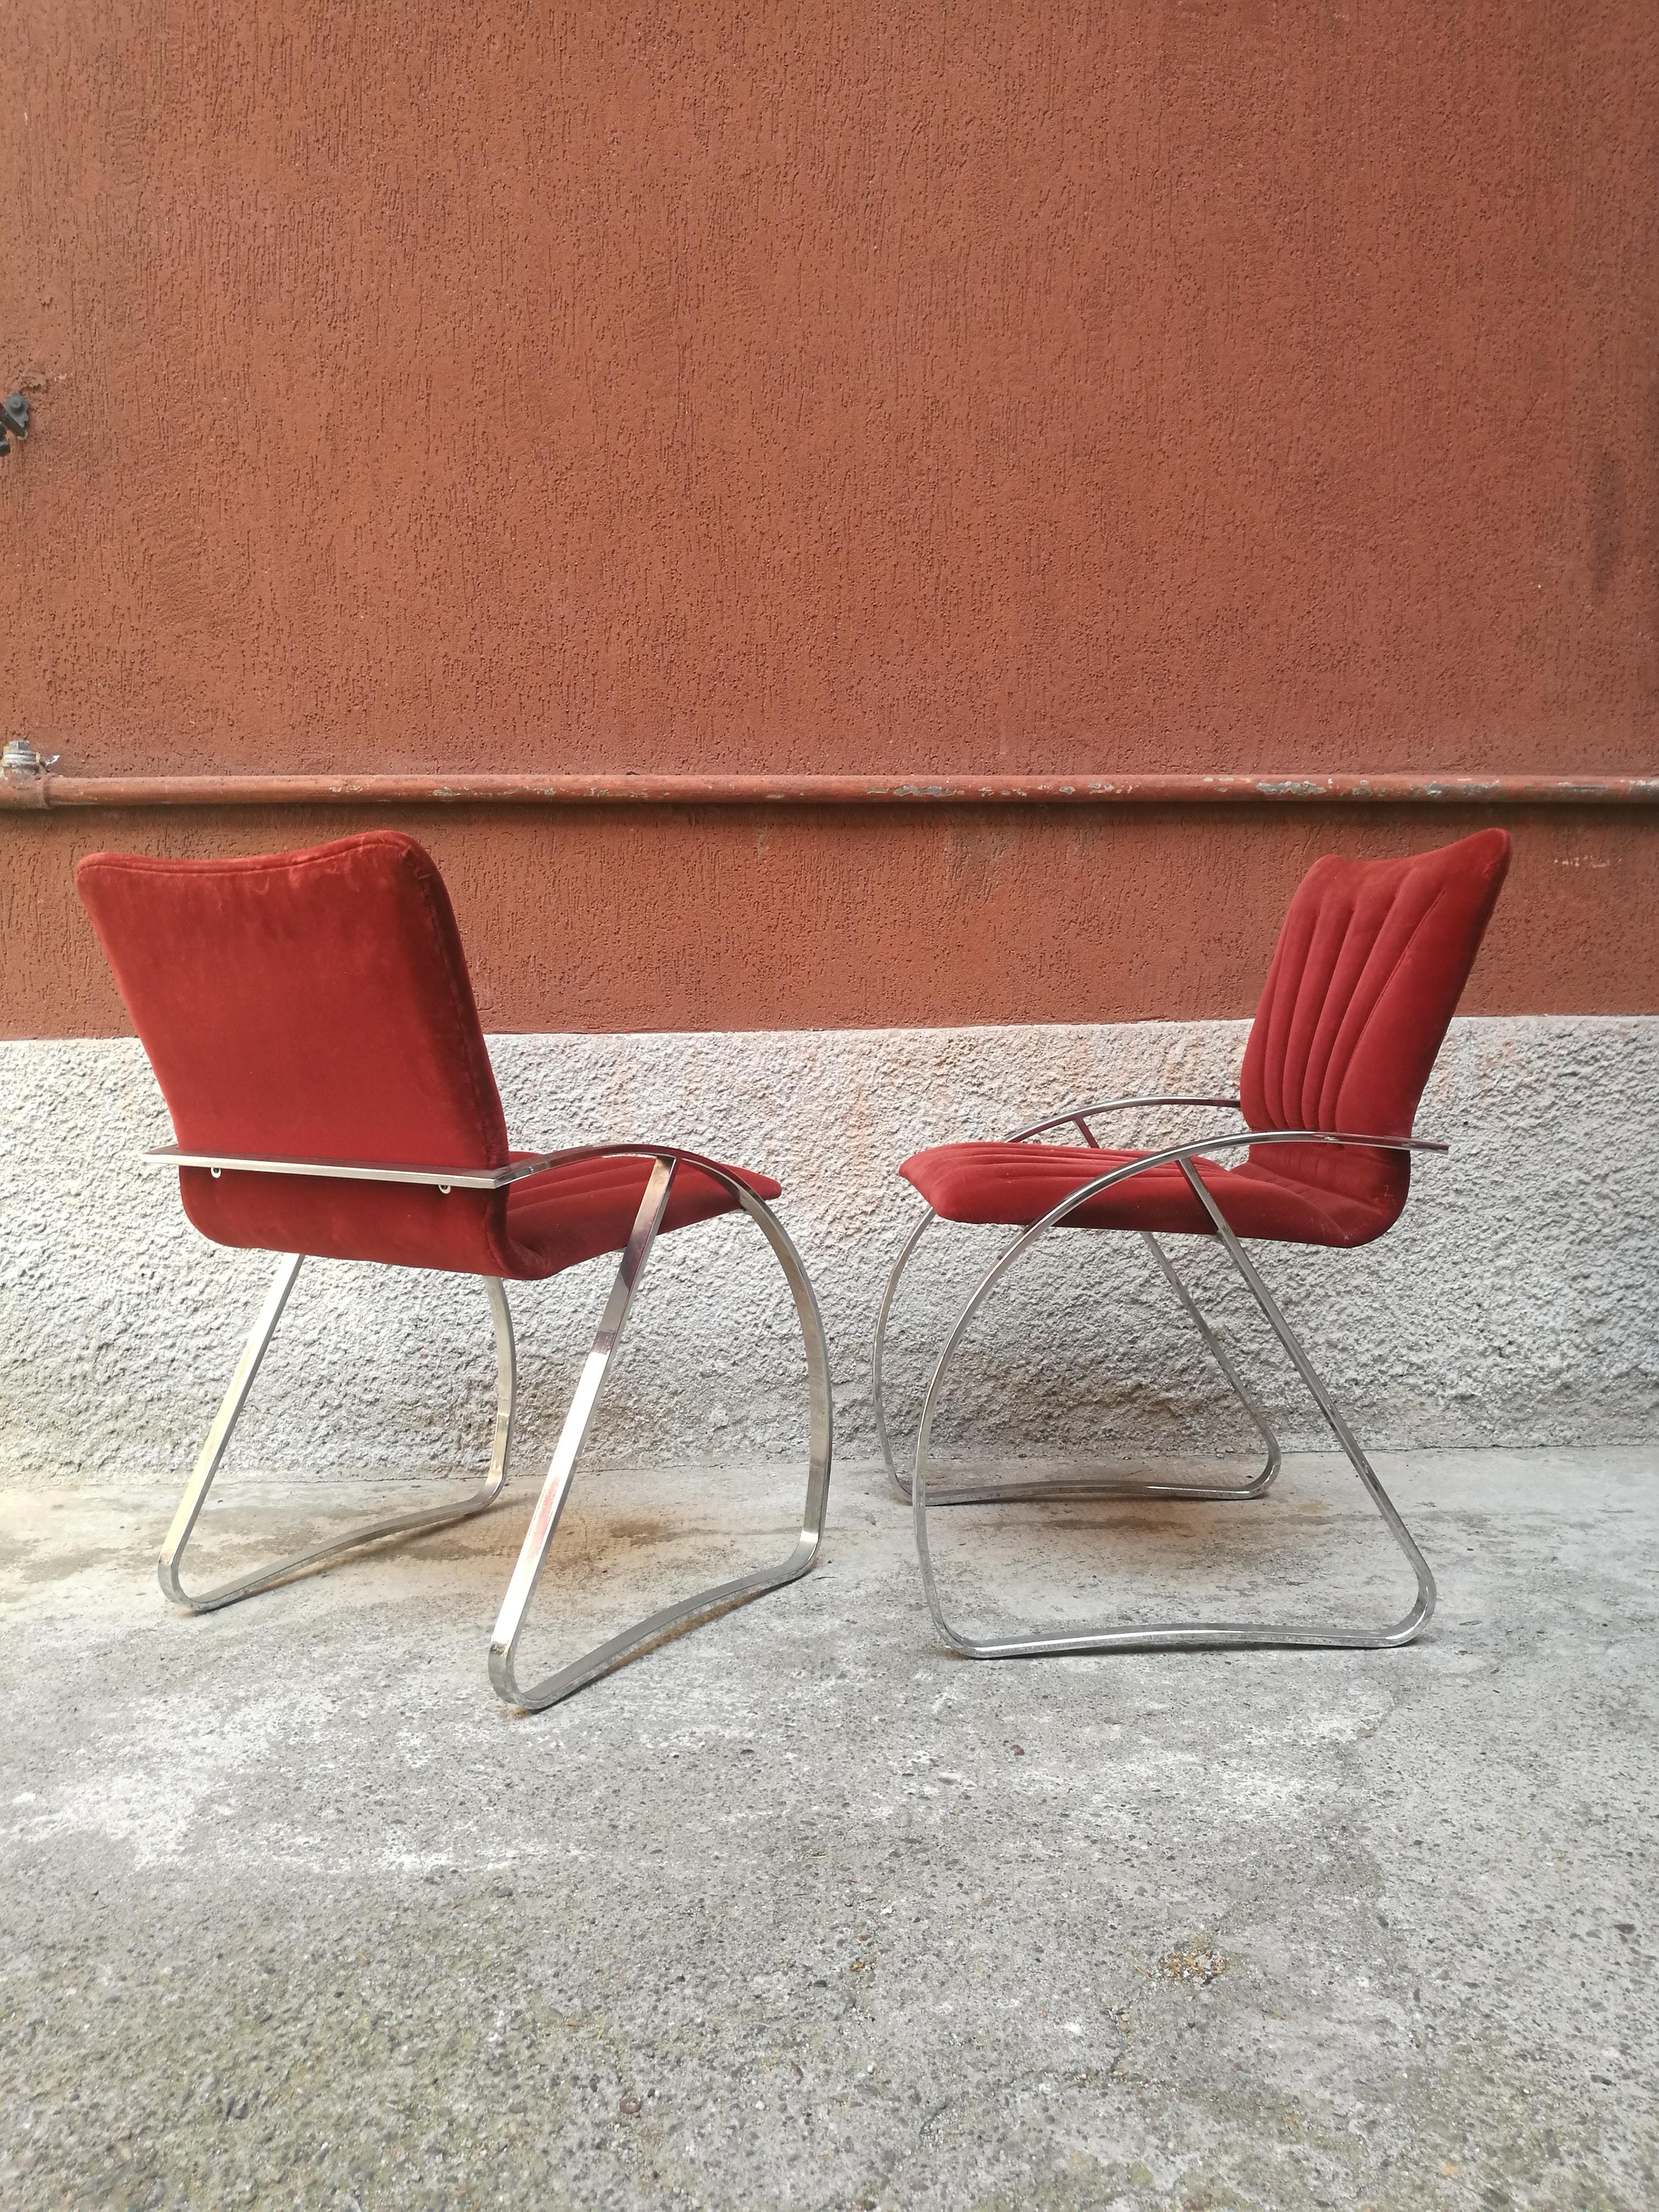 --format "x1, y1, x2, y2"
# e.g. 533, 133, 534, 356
3, 4, 1655, 1034
5, 1, 1655, 777
4, 804, 1653, 1039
